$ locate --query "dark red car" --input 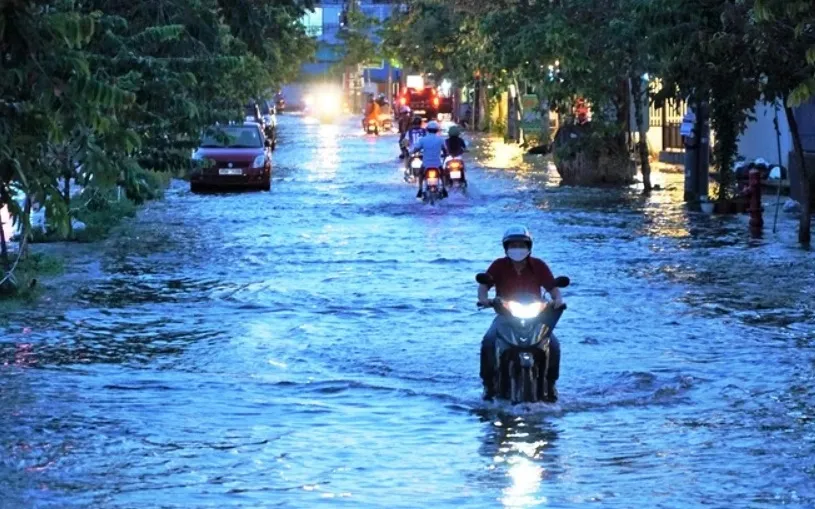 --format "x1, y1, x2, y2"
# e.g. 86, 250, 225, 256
190, 123, 272, 192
